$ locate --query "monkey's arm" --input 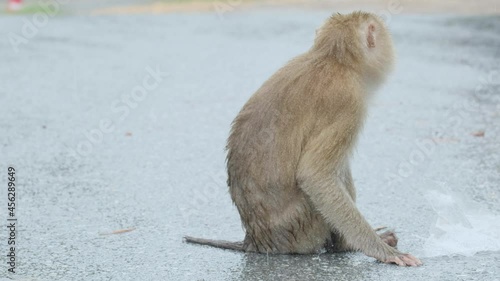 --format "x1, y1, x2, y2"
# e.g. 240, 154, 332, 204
296, 127, 421, 266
